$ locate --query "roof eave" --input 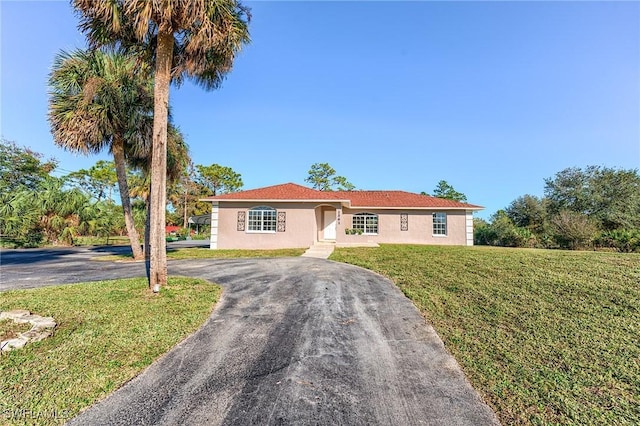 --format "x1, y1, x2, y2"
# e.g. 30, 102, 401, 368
347, 206, 484, 210
199, 198, 483, 211
200, 198, 352, 204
